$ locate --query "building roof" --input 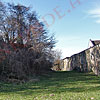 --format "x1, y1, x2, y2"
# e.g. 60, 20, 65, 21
63, 57, 70, 60
90, 40, 100, 46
